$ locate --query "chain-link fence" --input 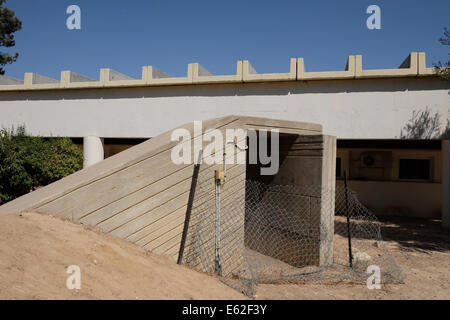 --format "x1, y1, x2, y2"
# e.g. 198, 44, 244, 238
180, 178, 404, 297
